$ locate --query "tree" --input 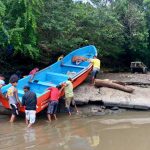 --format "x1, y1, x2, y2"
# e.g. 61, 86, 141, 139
1, 0, 44, 59
111, 0, 148, 66
1, 0, 150, 74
